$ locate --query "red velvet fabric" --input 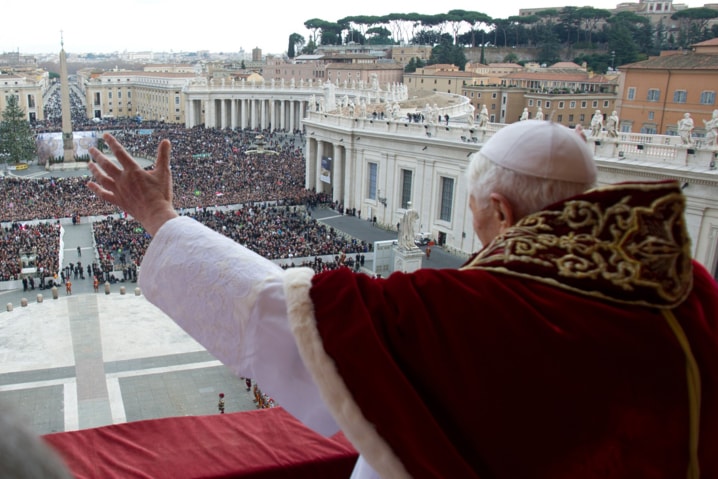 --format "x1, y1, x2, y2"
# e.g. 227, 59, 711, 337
310, 263, 718, 478
43, 408, 357, 478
